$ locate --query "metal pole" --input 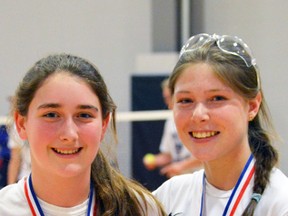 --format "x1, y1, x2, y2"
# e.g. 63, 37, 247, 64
181, 0, 190, 45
